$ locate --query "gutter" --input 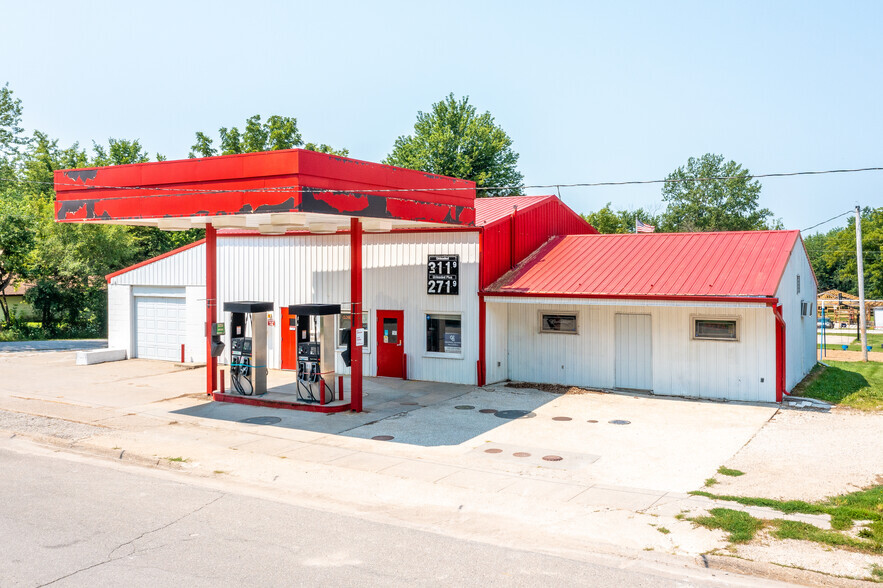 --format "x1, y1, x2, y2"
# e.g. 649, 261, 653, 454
479, 290, 780, 306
